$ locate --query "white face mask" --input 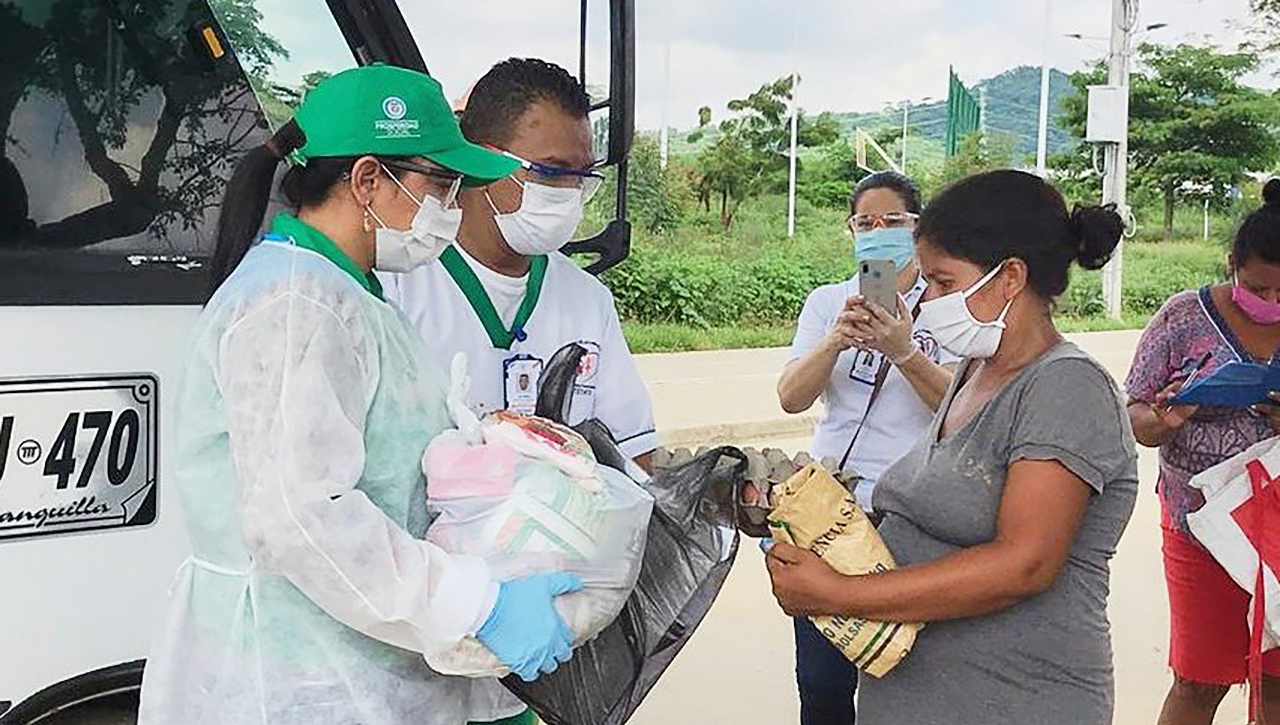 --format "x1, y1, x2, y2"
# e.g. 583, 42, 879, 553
487, 179, 584, 256
370, 168, 462, 273
917, 262, 1015, 359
